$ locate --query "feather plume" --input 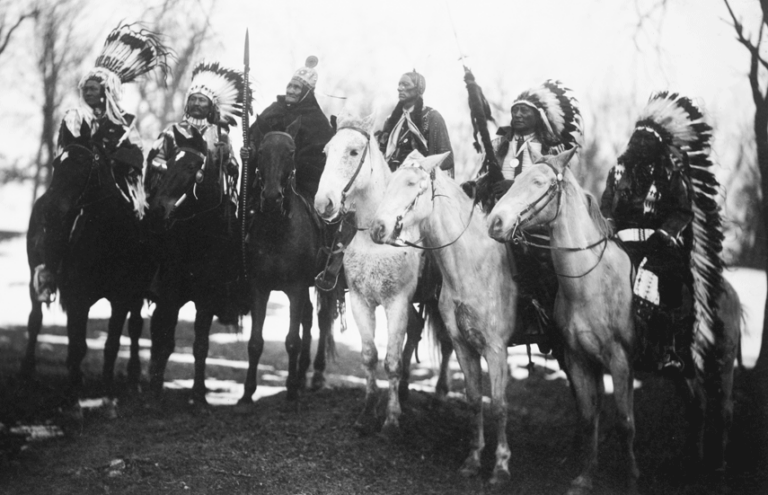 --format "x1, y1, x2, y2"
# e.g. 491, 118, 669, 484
634, 92, 724, 367
188, 61, 253, 127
